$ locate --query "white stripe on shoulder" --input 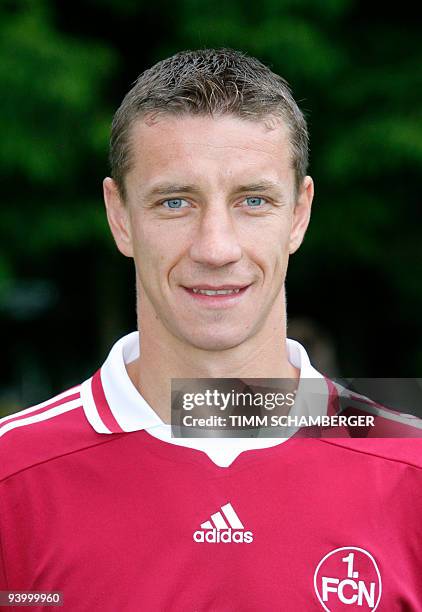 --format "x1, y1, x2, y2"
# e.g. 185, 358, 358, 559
80, 378, 112, 434
0, 399, 82, 438
348, 400, 422, 429
335, 387, 422, 429
0, 386, 81, 426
